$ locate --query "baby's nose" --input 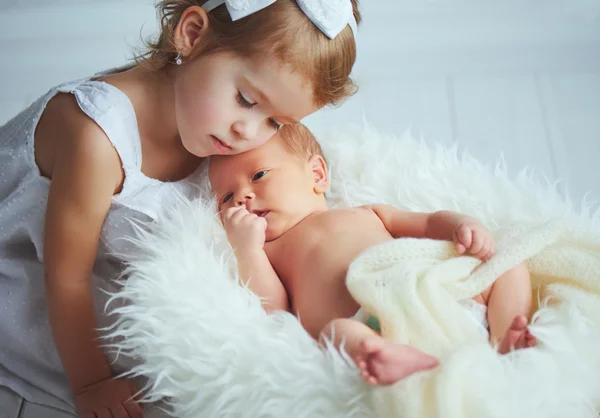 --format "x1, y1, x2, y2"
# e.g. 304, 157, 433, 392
235, 190, 255, 206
